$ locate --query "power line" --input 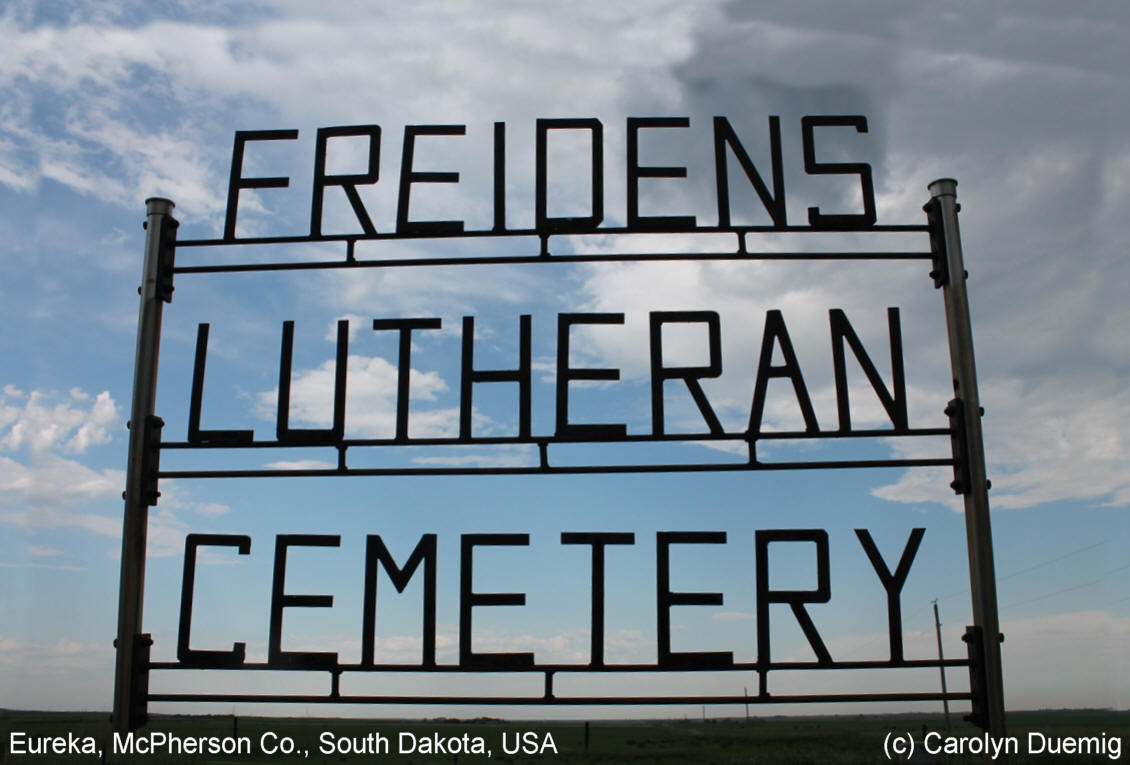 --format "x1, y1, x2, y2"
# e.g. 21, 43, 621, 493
935, 540, 1107, 602
1001, 579, 1102, 611
996, 541, 1105, 583
1001, 562, 1130, 612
